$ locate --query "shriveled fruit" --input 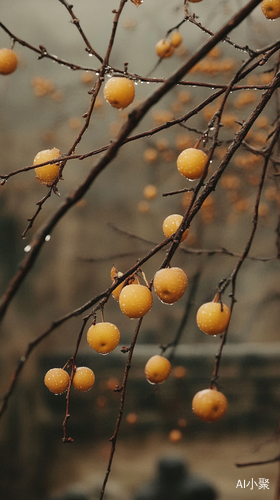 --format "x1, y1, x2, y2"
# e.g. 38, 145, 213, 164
72, 367, 95, 392
0, 48, 18, 75
177, 147, 208, 180
119, 284, 153, 318
162, 214, 189, 242
156, 39, 175, 58
145, 354, 171, 384
111, 270, 139, 301
261, 0, 280, 19
192, 388, 228, 422
34, 147, 62, 185
87, 322, 120, 354
153, 267, 188, 305
196, 301, 230, 335
103, 76, 135, 109
44, 368, 70, 395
